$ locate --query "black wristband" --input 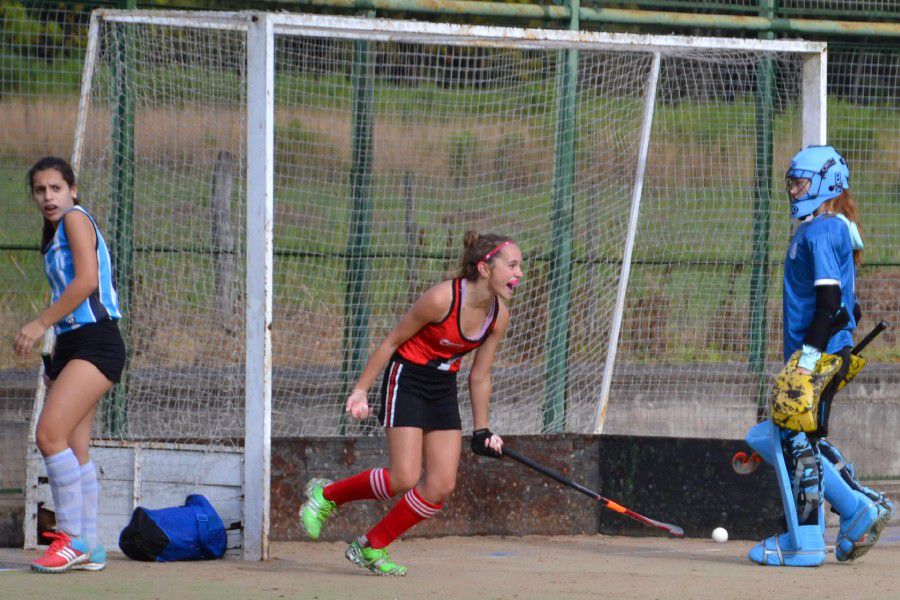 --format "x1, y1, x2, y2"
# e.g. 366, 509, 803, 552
471, 428, 502, 458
